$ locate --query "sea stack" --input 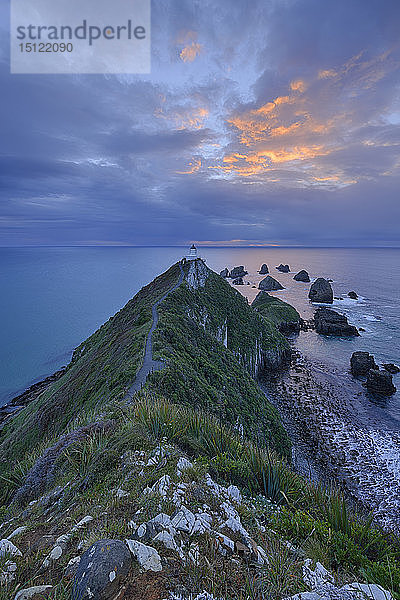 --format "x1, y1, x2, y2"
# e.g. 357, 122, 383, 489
293, 270, 310, 282
348, 291, 358, 299
276, 264, 290, 272
219, 268, 229, 278
229, 266, 248, 278
350, 351, 377, 376
314, 308, 359, 336
367, 369, 396, 396
309, 278, 333, 303
259, 276, 284, 291
259, 263, 269, 274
